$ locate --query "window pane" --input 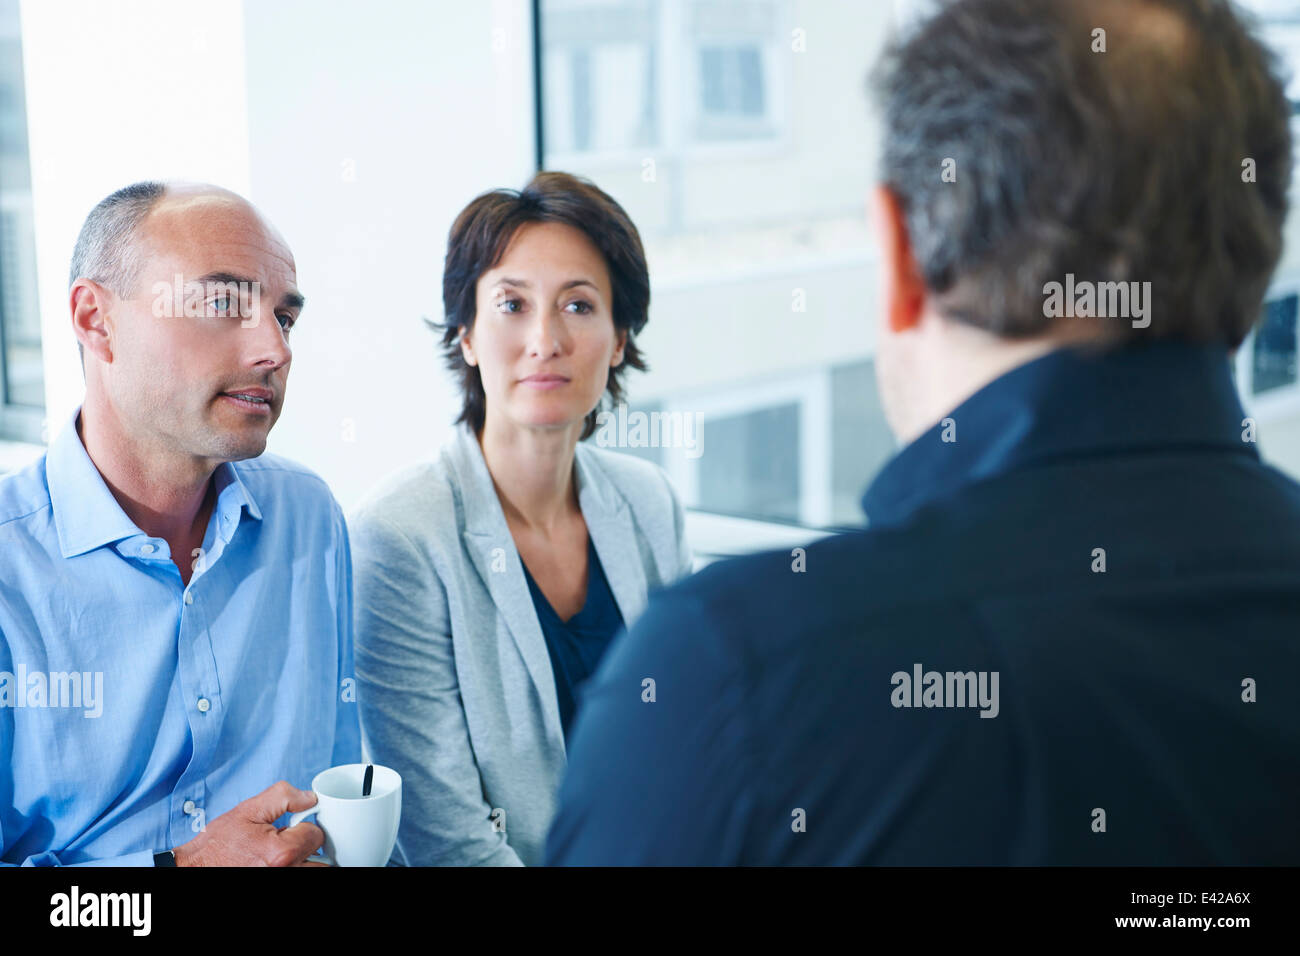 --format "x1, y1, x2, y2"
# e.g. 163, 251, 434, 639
543, 0, 657, 155
0, 0, 44, 419
1254, 294, 1299, 395
699, 402, 799, 522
